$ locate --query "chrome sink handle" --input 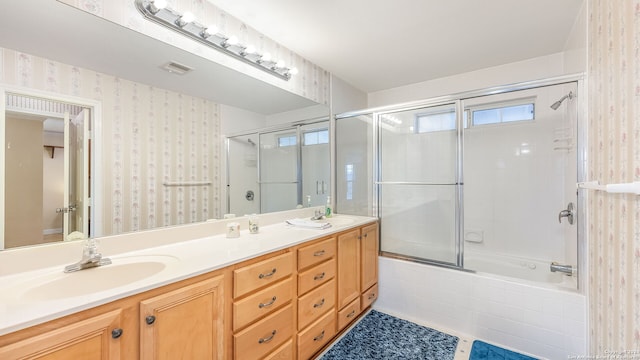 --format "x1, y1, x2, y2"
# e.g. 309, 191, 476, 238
64, 239, 112, 273
558, 202, 574, 225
